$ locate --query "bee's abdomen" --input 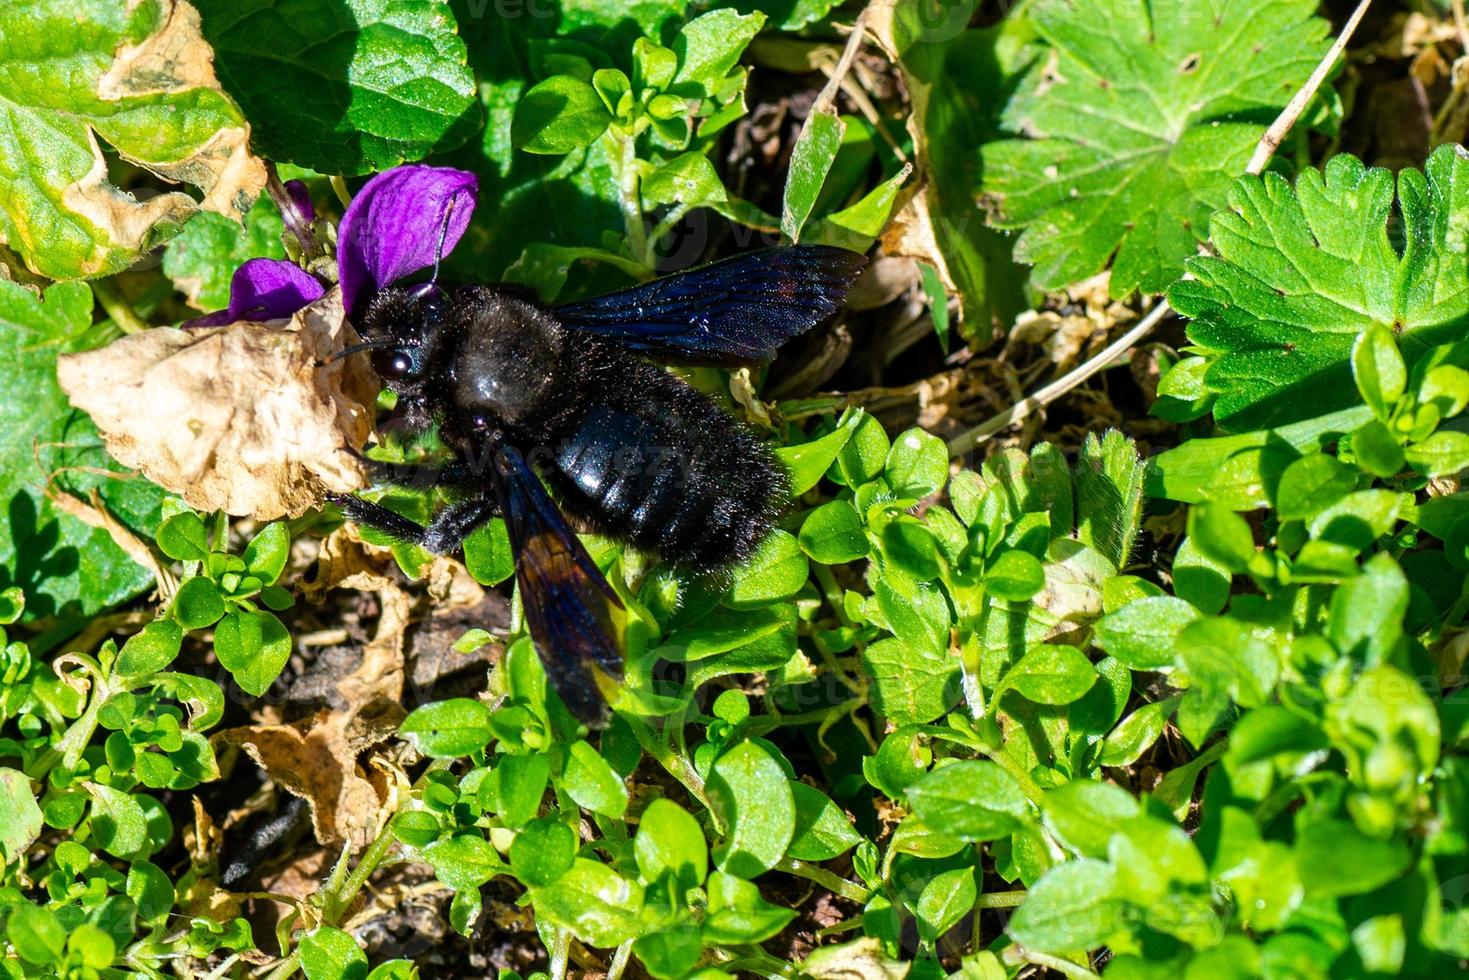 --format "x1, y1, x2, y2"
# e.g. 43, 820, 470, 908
550, 364, 785, 571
